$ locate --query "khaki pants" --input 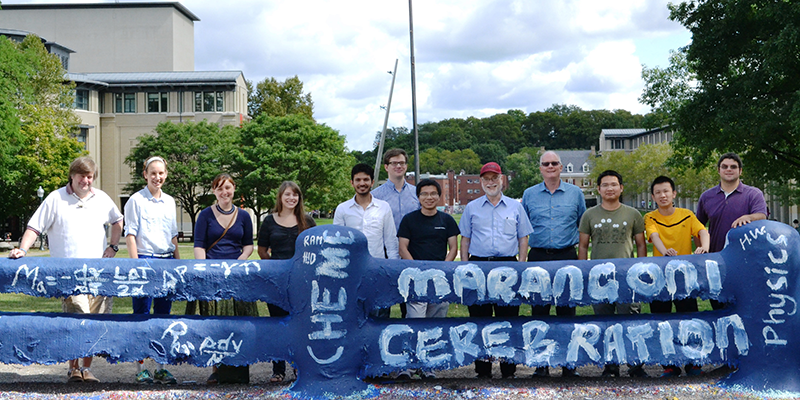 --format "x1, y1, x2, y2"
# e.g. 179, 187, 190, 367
62, 294, 113, 314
